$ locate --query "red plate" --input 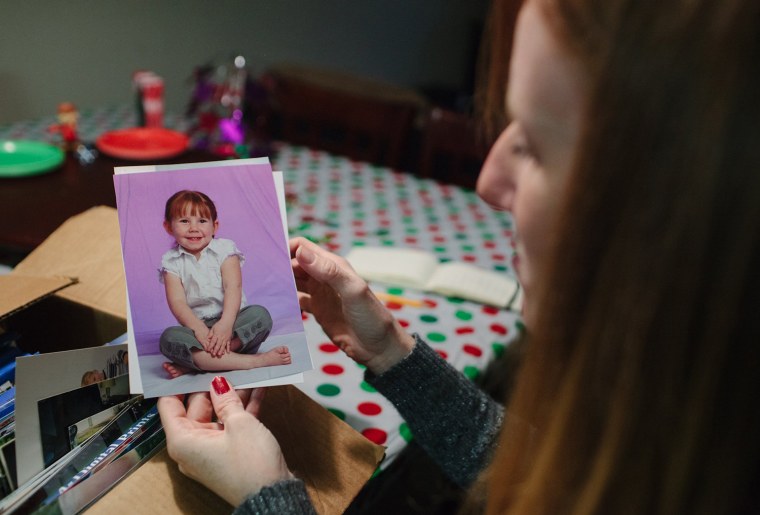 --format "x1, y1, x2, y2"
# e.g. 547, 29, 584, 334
95, 128, 189, 160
